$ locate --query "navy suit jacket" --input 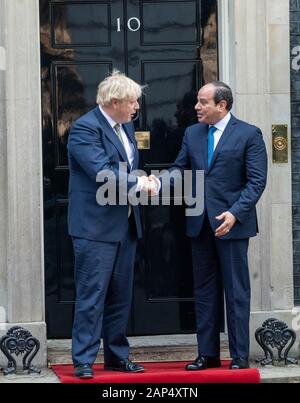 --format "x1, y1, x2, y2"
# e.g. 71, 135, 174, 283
171, 115, 268, 239
68, 106, 142, 242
